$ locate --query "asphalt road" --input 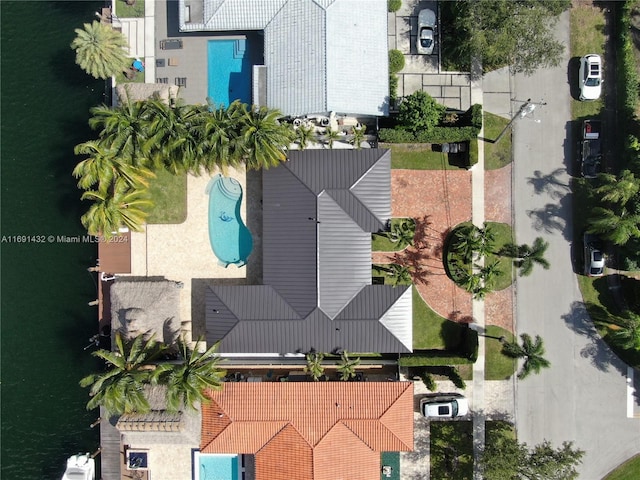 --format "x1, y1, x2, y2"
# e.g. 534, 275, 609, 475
512, 11, 640, 479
